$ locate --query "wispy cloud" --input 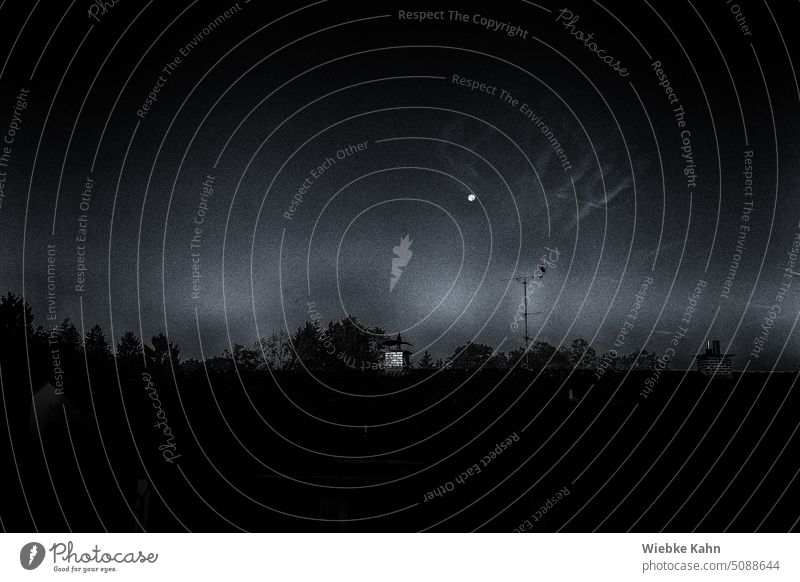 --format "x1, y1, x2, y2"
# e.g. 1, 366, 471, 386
565, 174, 632, 231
